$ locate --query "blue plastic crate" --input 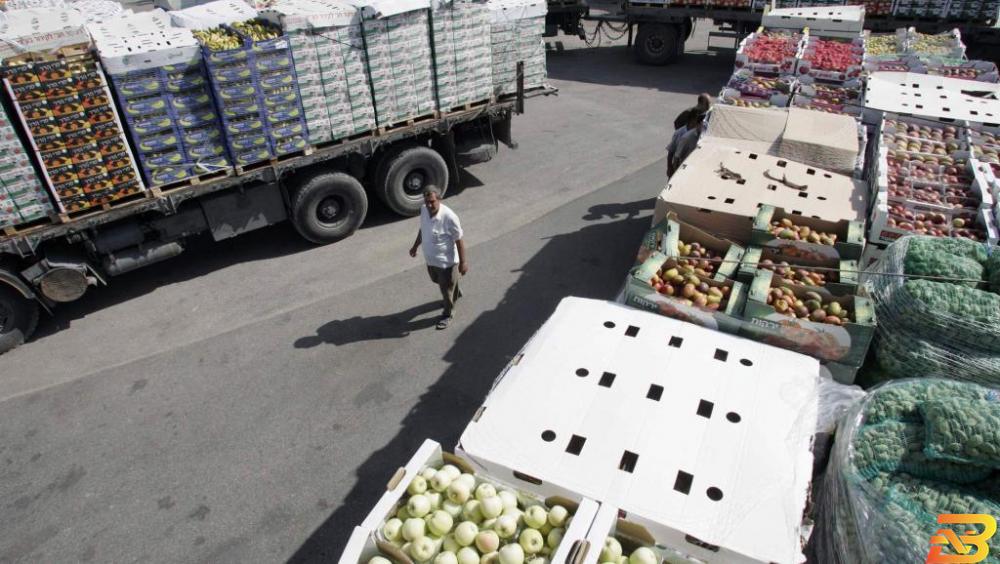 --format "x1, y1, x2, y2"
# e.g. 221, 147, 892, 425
136, 131, 182, 153
129, 113, 175, 137
174, 106, 219, 129
225, 116, 266, 136
267, 119, 306, 140
221, 97, 262, 120
208, 63, 255, 84
255, 70, 295, 91
185, 141, 228, 159
140, 149, 187, 167
228, 133, 269, 152
217, 81, 257, 101
114, 70, 162, 98
170, 90, 214, 113
205, 46, 250, 66
253, 52, 293, 73
181, 124, 224, 146
121, 95, 171, 119
272, 134, 307, 156
261, 88, 298, 107
164, 74, 209, 94
148, 164, 195, 186
265, 102, 302, 124
232, 147, 273, 166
